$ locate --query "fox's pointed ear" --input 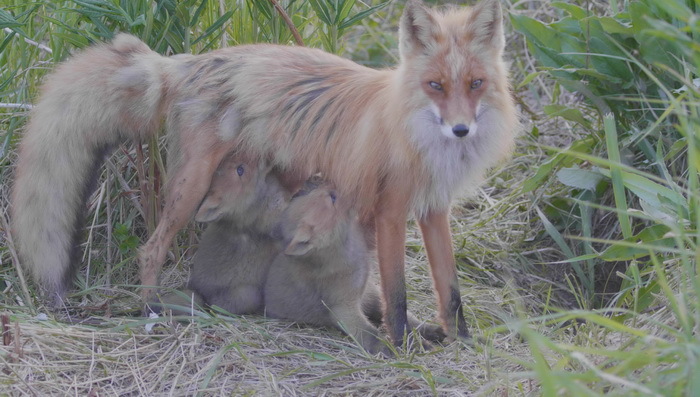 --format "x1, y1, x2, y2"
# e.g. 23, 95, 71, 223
284, 224, 314, 256
399, 0, 440, 57
469, 0, 505, 51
